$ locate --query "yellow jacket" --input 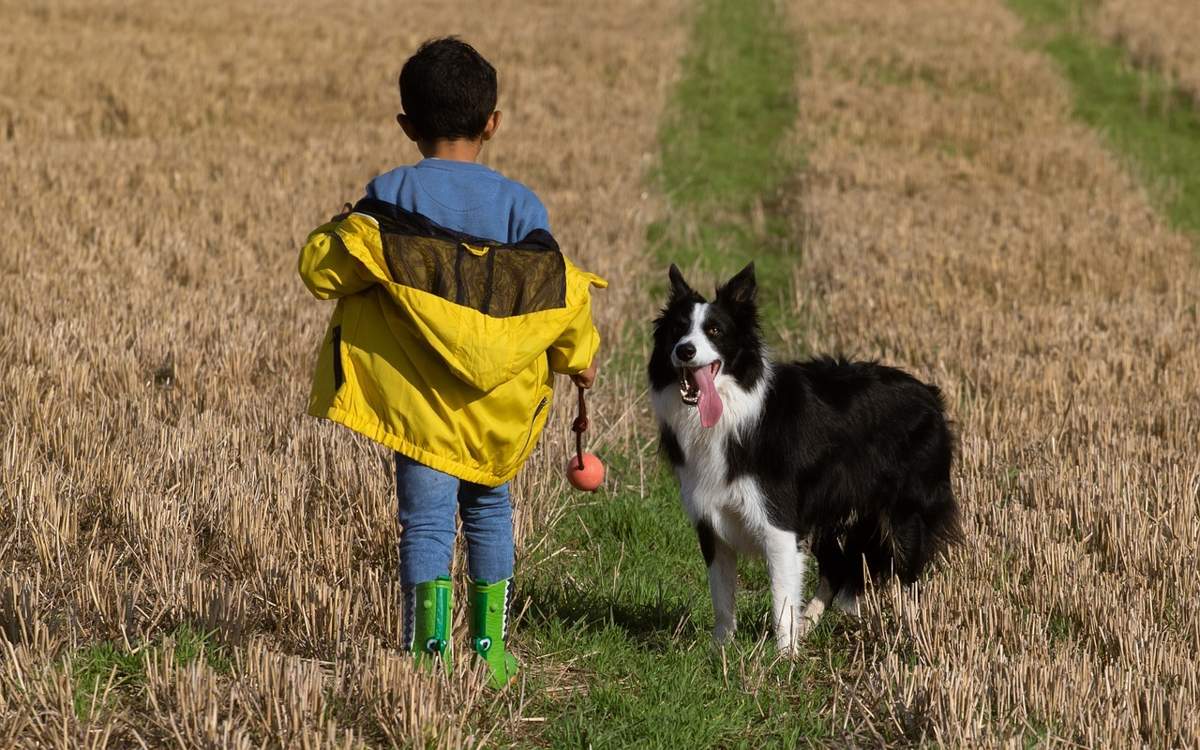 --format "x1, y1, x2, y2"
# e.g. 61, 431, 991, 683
298, 199, 606, 486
